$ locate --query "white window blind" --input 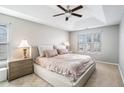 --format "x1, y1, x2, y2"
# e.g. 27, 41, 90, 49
0, 25, 7, 61
78, 31, 101, 52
